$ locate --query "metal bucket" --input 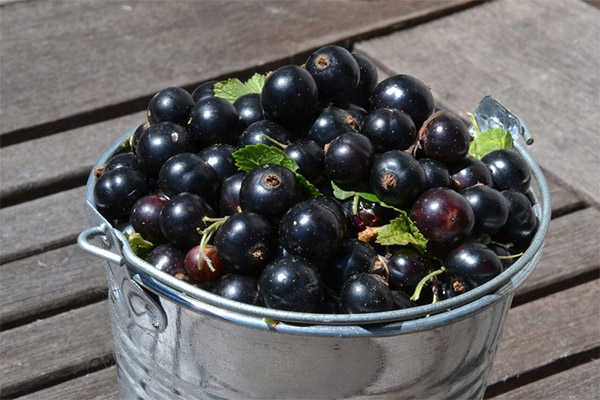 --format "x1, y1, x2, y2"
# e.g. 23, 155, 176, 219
78, 98, 551, 400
